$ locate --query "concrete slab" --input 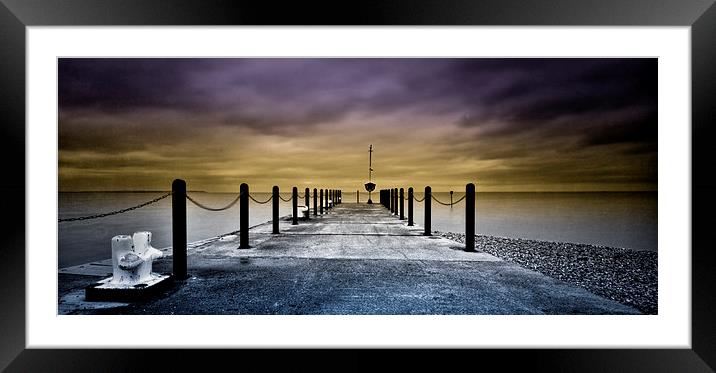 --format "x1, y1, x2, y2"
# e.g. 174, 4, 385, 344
196, 234, 499, 262
81, 257, 638, 315
59, 289, 129, 315
59, 260, 113, 277
189, 204, 501, 262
